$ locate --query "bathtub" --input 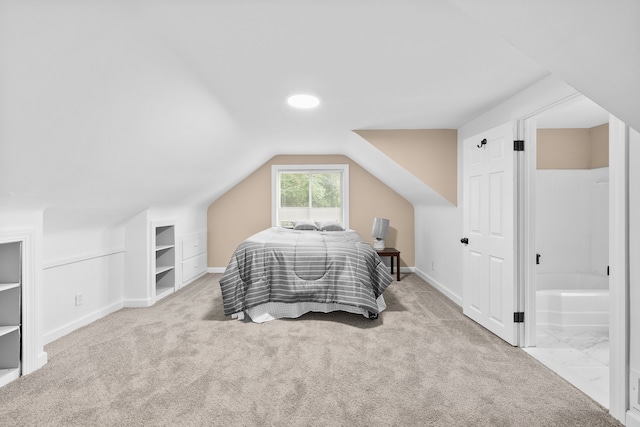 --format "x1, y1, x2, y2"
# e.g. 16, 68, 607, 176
536, 272, 609, 332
